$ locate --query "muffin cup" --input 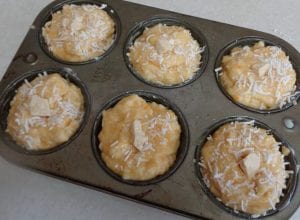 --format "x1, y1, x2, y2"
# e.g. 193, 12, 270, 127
0, 68, 91, 155
123, 15, 209, 89
214, 36, 300, 114
194, 116, 298, 219
91, 90, 190, 186
38, 0, 121, 65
